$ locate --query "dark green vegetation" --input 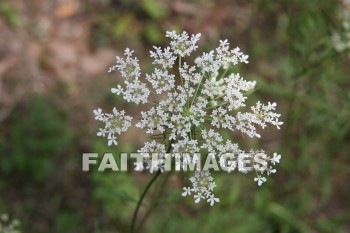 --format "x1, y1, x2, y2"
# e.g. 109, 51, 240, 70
0, 0, 349, 232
